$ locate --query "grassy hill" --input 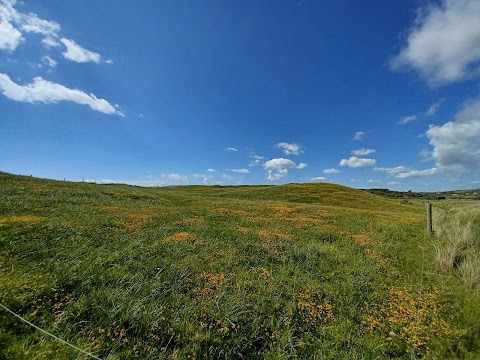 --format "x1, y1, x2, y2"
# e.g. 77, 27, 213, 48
0, 172, 478, 359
